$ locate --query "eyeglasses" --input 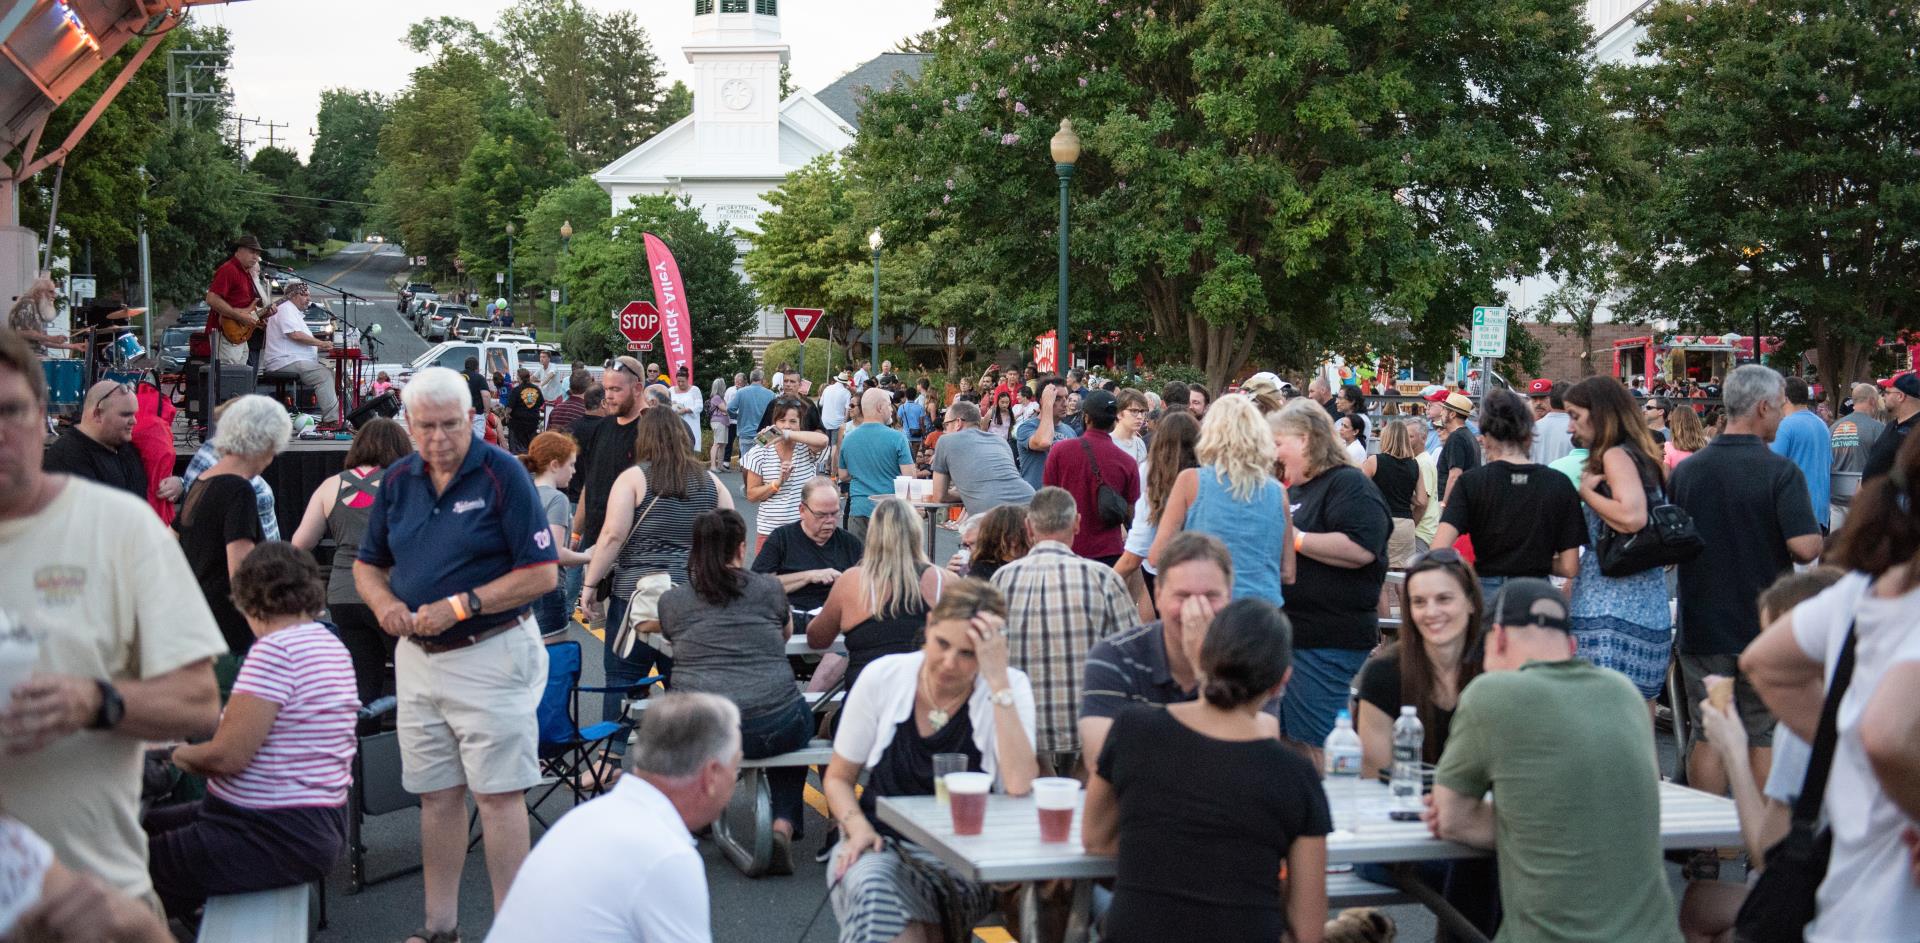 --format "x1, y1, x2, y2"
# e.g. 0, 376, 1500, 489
1122, 407, 1148, 417
1642, 404, 1663, 412
1409, 546, 1466, 568
801, 504, 838, 518
603, 359, 642, 379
